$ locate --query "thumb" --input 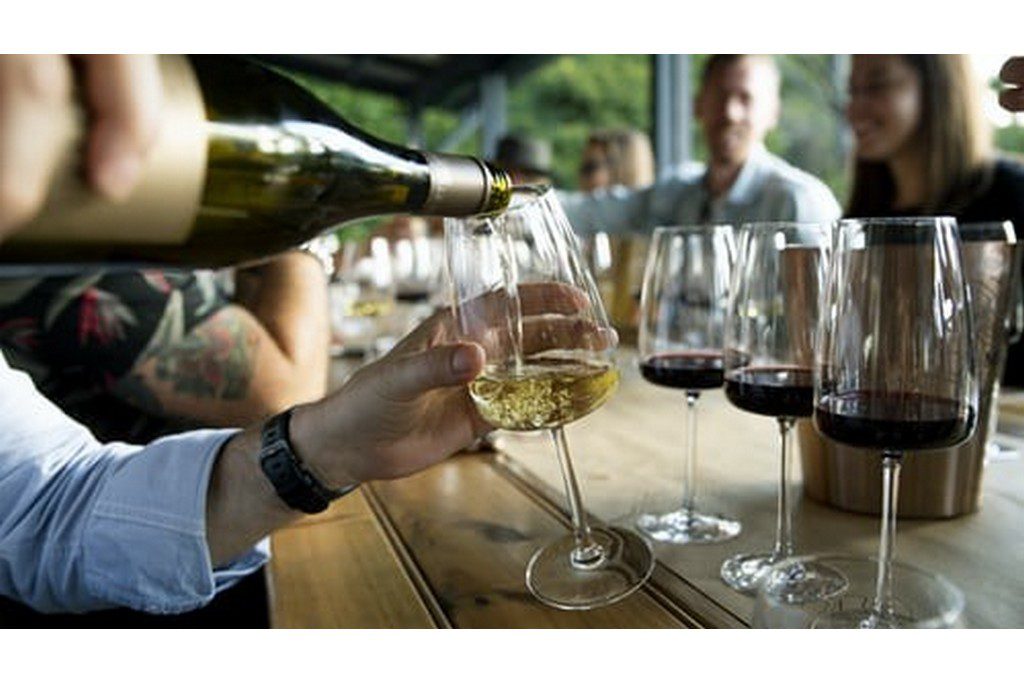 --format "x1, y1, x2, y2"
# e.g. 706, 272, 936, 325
383, 343, 485, 400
